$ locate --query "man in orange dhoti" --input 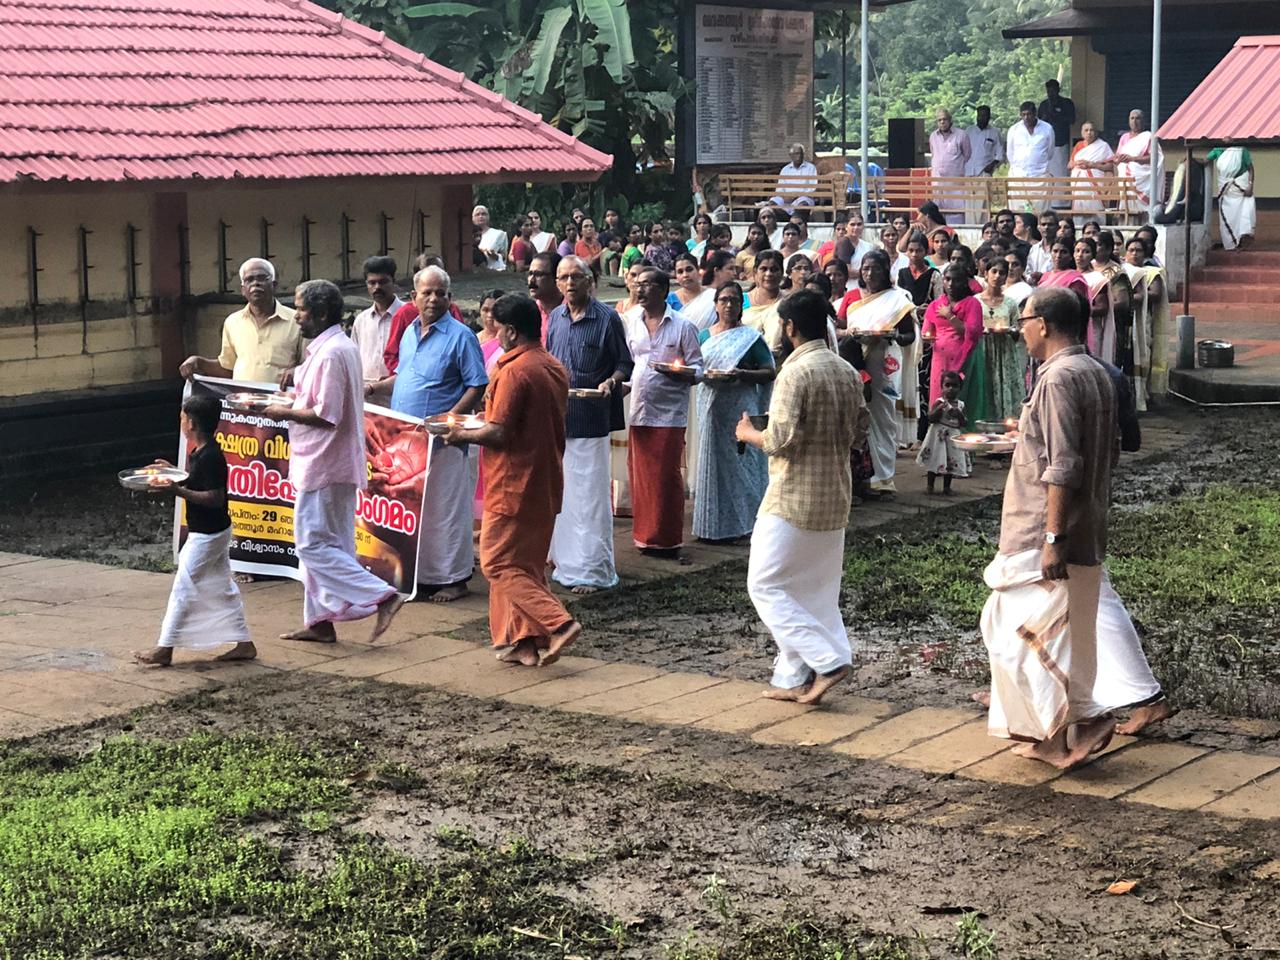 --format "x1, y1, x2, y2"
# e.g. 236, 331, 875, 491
442, 295, 582, 667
